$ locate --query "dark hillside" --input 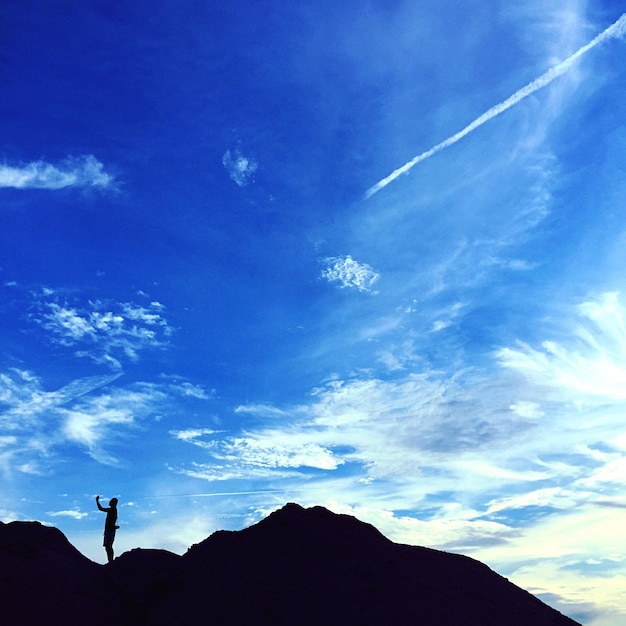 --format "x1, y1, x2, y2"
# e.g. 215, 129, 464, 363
0, 504, 580, 626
